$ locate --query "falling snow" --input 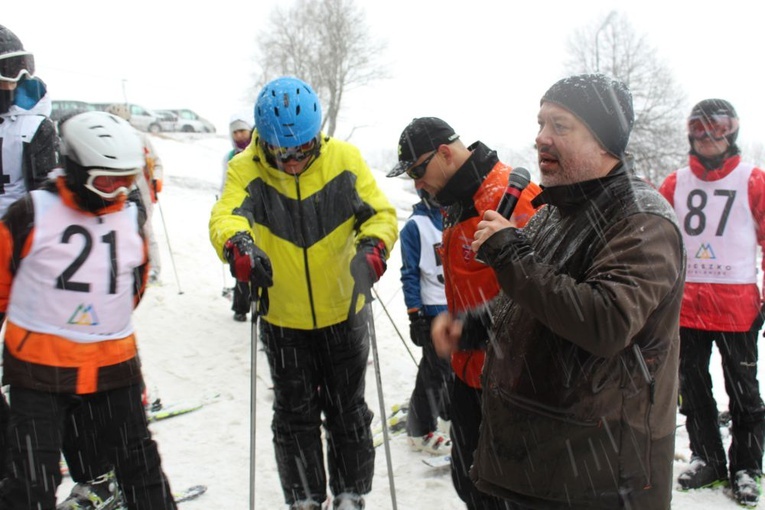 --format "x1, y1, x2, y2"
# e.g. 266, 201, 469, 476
52, 132, 763, 509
